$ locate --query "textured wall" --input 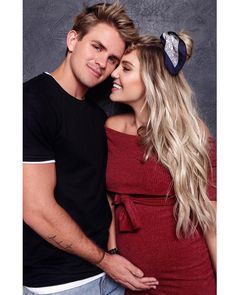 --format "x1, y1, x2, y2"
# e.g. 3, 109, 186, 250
23, 0, 216, 137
